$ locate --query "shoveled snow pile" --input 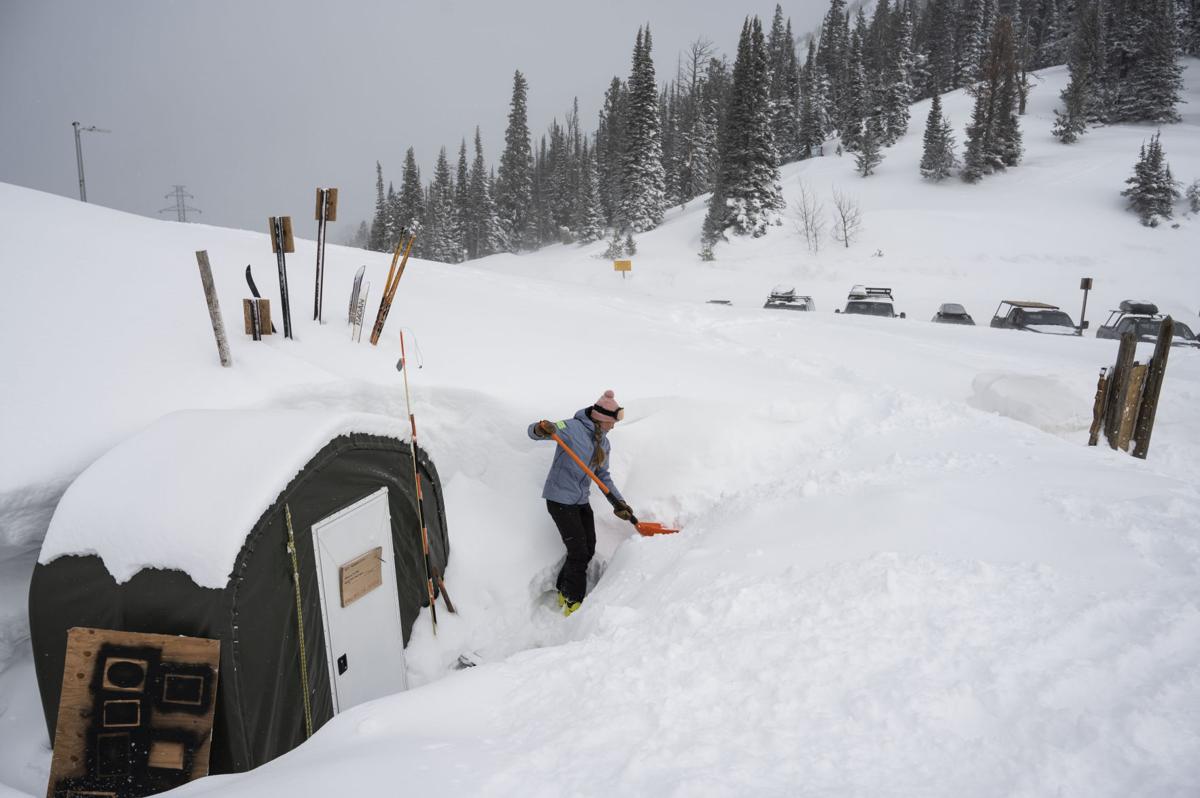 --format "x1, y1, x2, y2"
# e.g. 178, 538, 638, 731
1, 62, 1199, 796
